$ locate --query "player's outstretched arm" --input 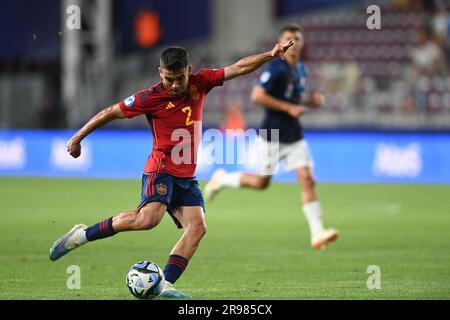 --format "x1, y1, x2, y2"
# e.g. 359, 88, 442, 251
223, 40, 294, 81
67, 103, 125, 158
251, 86, 308, 118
